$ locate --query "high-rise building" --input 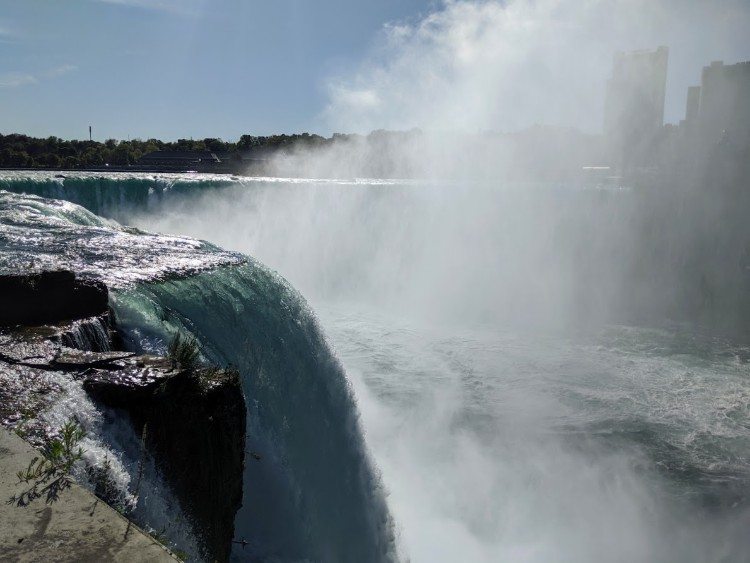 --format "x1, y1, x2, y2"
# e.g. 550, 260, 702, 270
685, 86, 701, 124
604, 46, 669, 169
697, 60, 750, 148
